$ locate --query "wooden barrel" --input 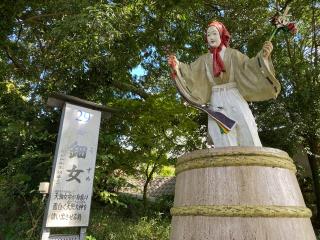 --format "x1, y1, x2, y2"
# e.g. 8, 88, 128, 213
170, 147, 316, 240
